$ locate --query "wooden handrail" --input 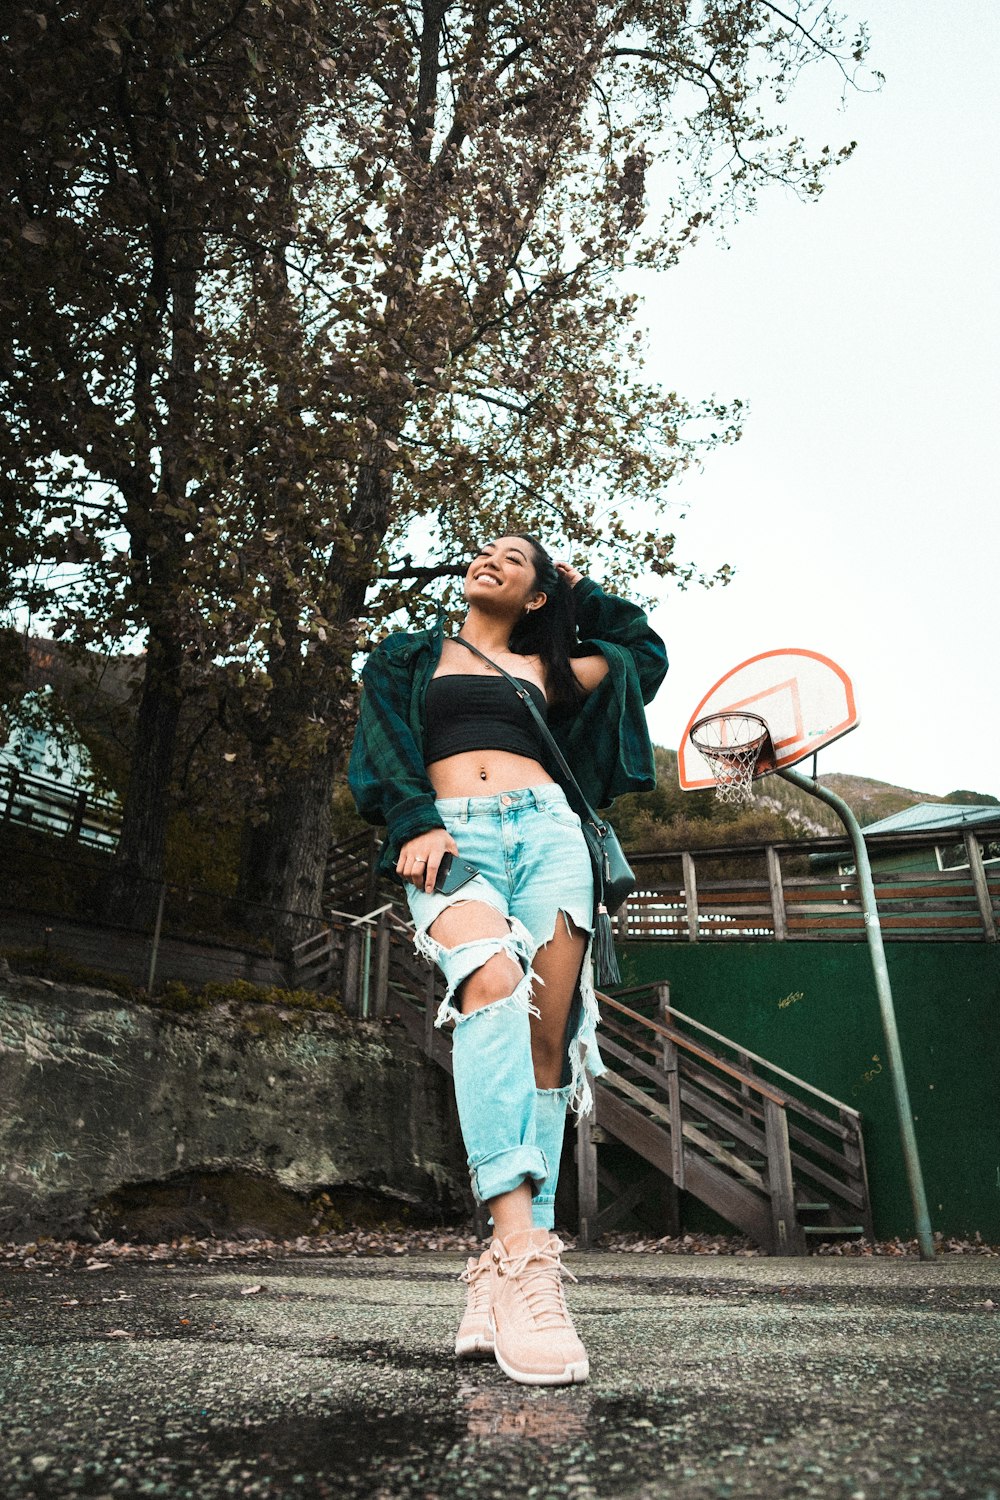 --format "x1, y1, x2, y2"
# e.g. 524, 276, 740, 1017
600, 992, 862, 1127
654, 1001, 863, 1119
600, 994, 789, 1106
324, 824, 999, 946
615, 871, 993, 940
602, 984, 869, 1128
601, 981, 663, 999
326, 830, 377, 862
0, 762, 120, 840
